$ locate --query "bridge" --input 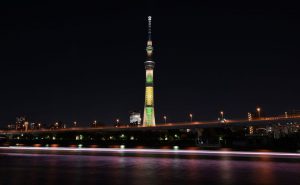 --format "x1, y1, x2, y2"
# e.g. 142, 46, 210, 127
1, 115, 300, 135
